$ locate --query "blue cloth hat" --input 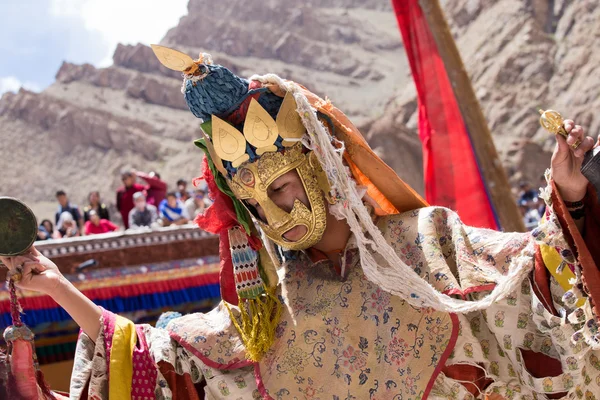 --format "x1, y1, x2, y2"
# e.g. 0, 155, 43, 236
183, 64, 283, 123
